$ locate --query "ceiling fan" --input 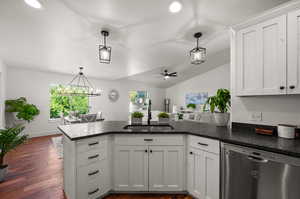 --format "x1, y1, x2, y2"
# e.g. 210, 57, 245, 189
161, 70, 177, 80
